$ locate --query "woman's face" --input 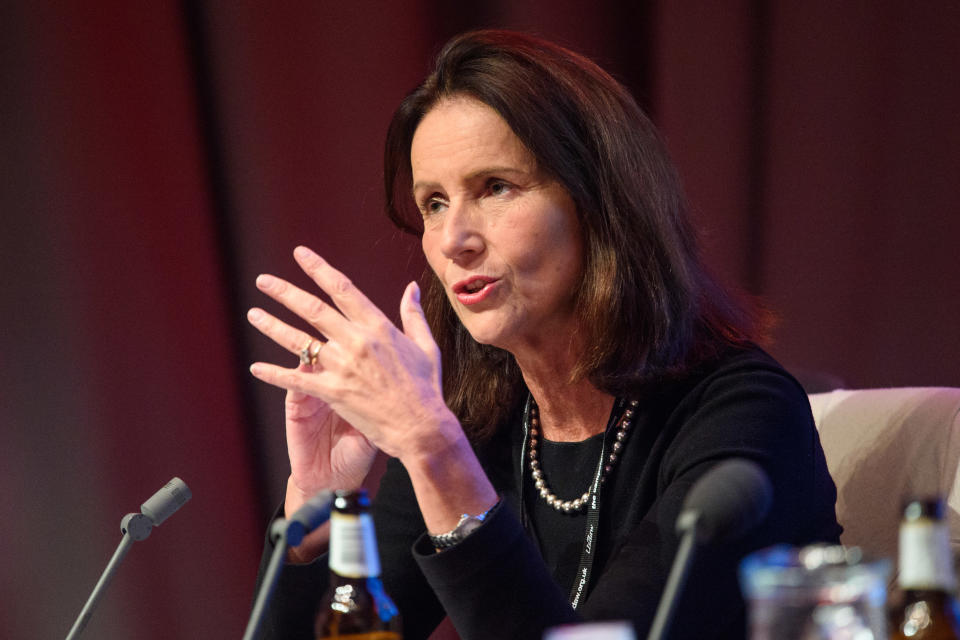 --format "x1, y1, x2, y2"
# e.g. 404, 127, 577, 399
412, 96, 584, 357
